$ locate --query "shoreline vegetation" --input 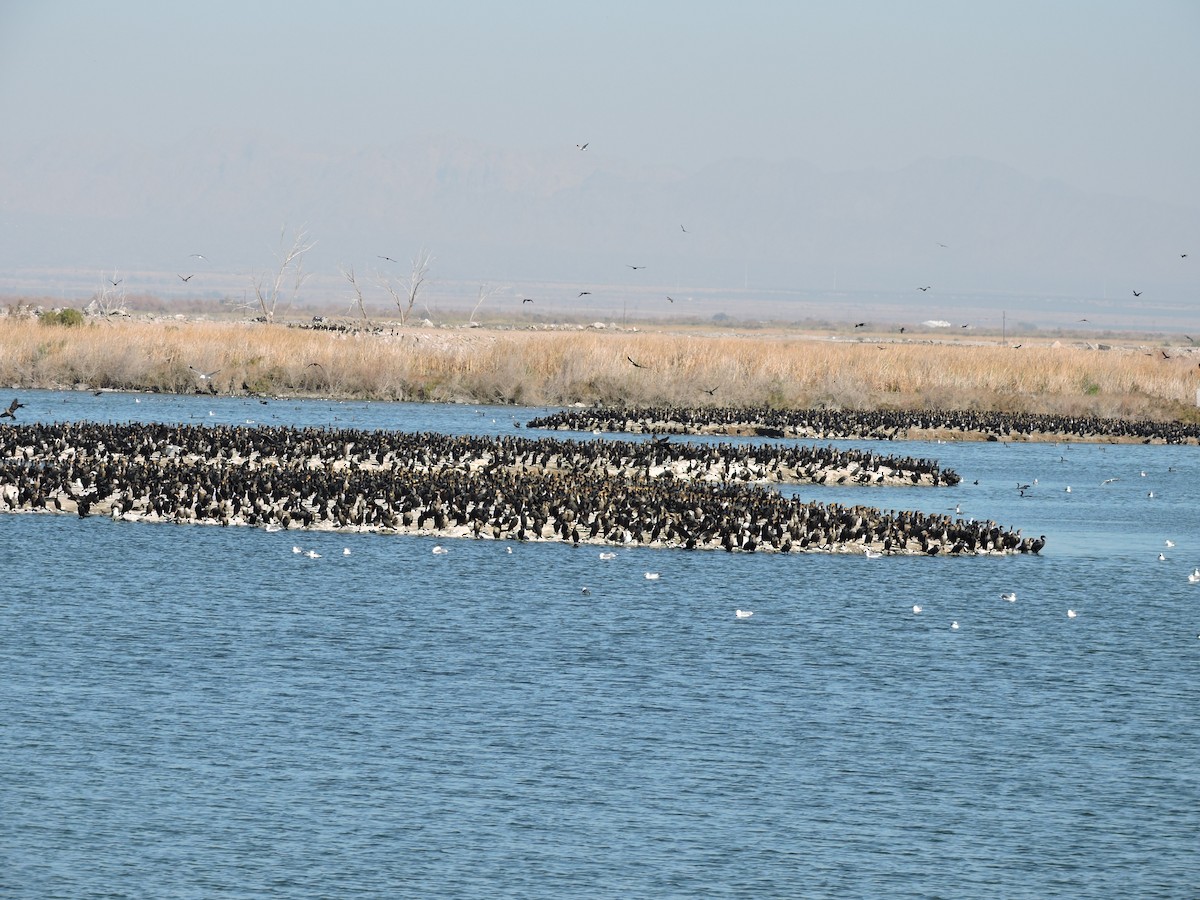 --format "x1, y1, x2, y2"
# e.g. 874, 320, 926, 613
0, 422, 1039, 556
1, 316, 1198, 436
